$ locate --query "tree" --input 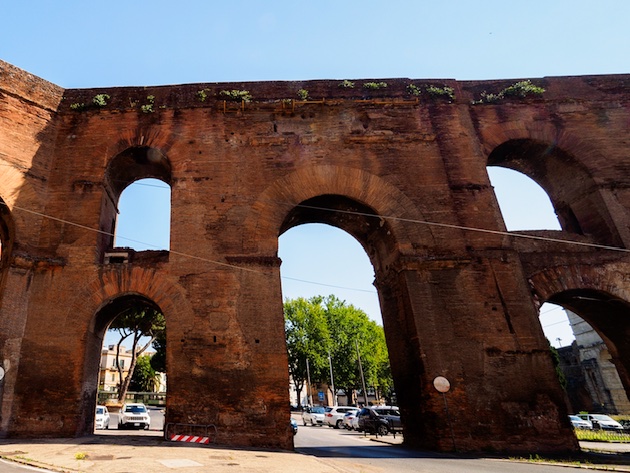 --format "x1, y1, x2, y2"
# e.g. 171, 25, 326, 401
129, 354, 162, 392
284, 295, 393, 407
108, 307, 165, 402
284, 297, 330, 408
150, 330, 166, 374
322, 295, 391, 405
